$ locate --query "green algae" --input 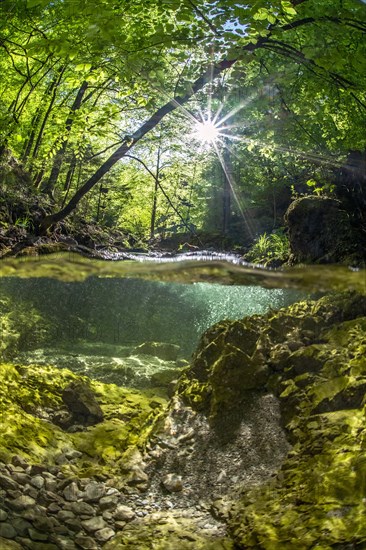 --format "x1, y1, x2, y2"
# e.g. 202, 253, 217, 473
0, 362, 167, 477
229, 302, 366, 548
103, 514, 234, 550
178, 292, 366, 548
1, 290, 366, 548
